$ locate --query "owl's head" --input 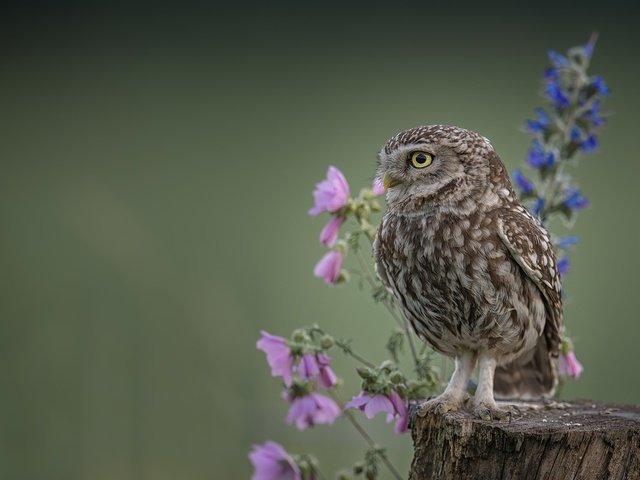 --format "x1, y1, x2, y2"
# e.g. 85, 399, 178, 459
377, 125, 509, 211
